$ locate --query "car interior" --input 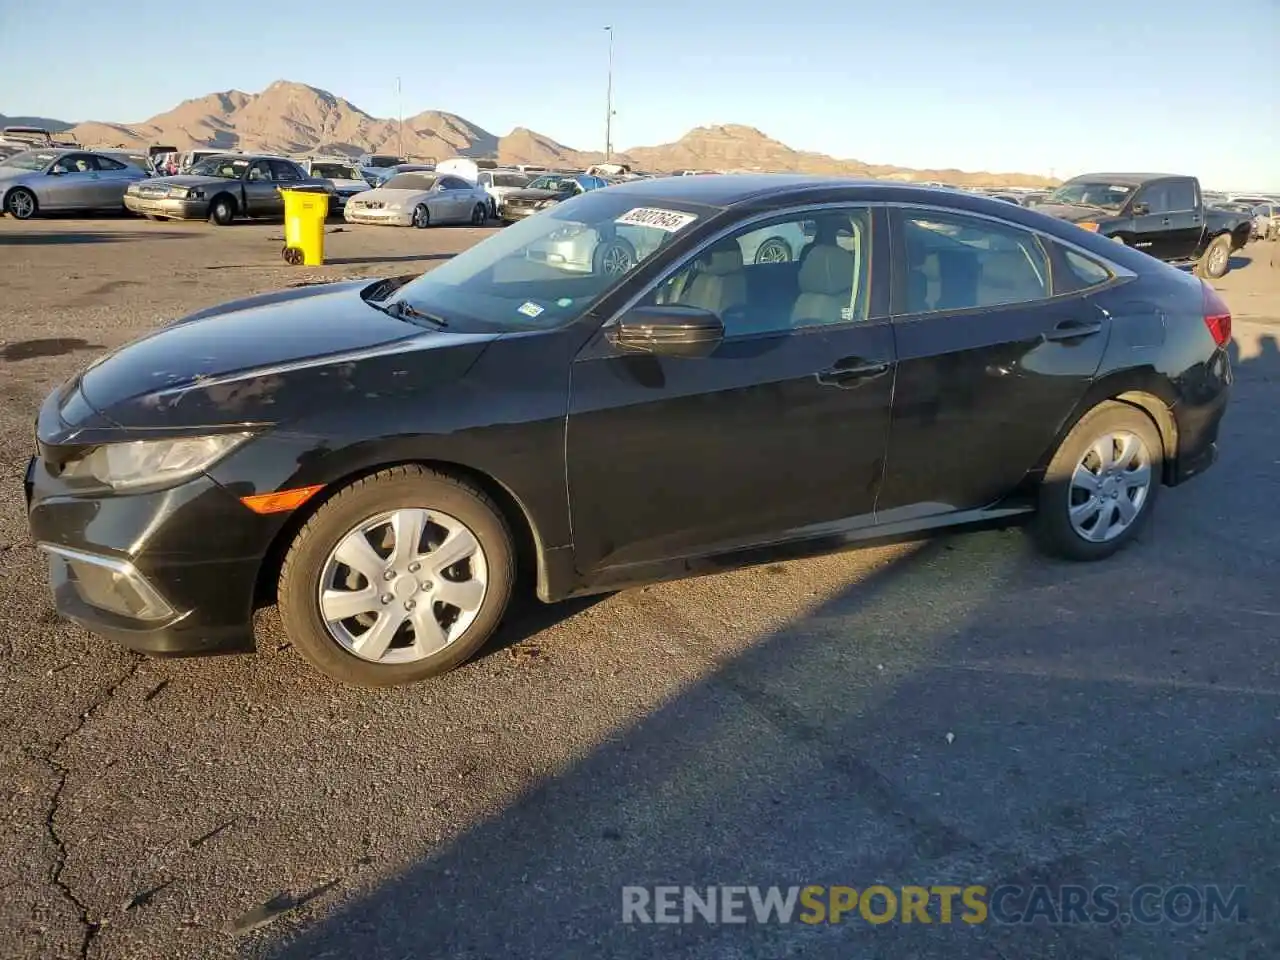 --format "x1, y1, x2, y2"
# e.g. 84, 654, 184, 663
903, 216, 1048, 313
